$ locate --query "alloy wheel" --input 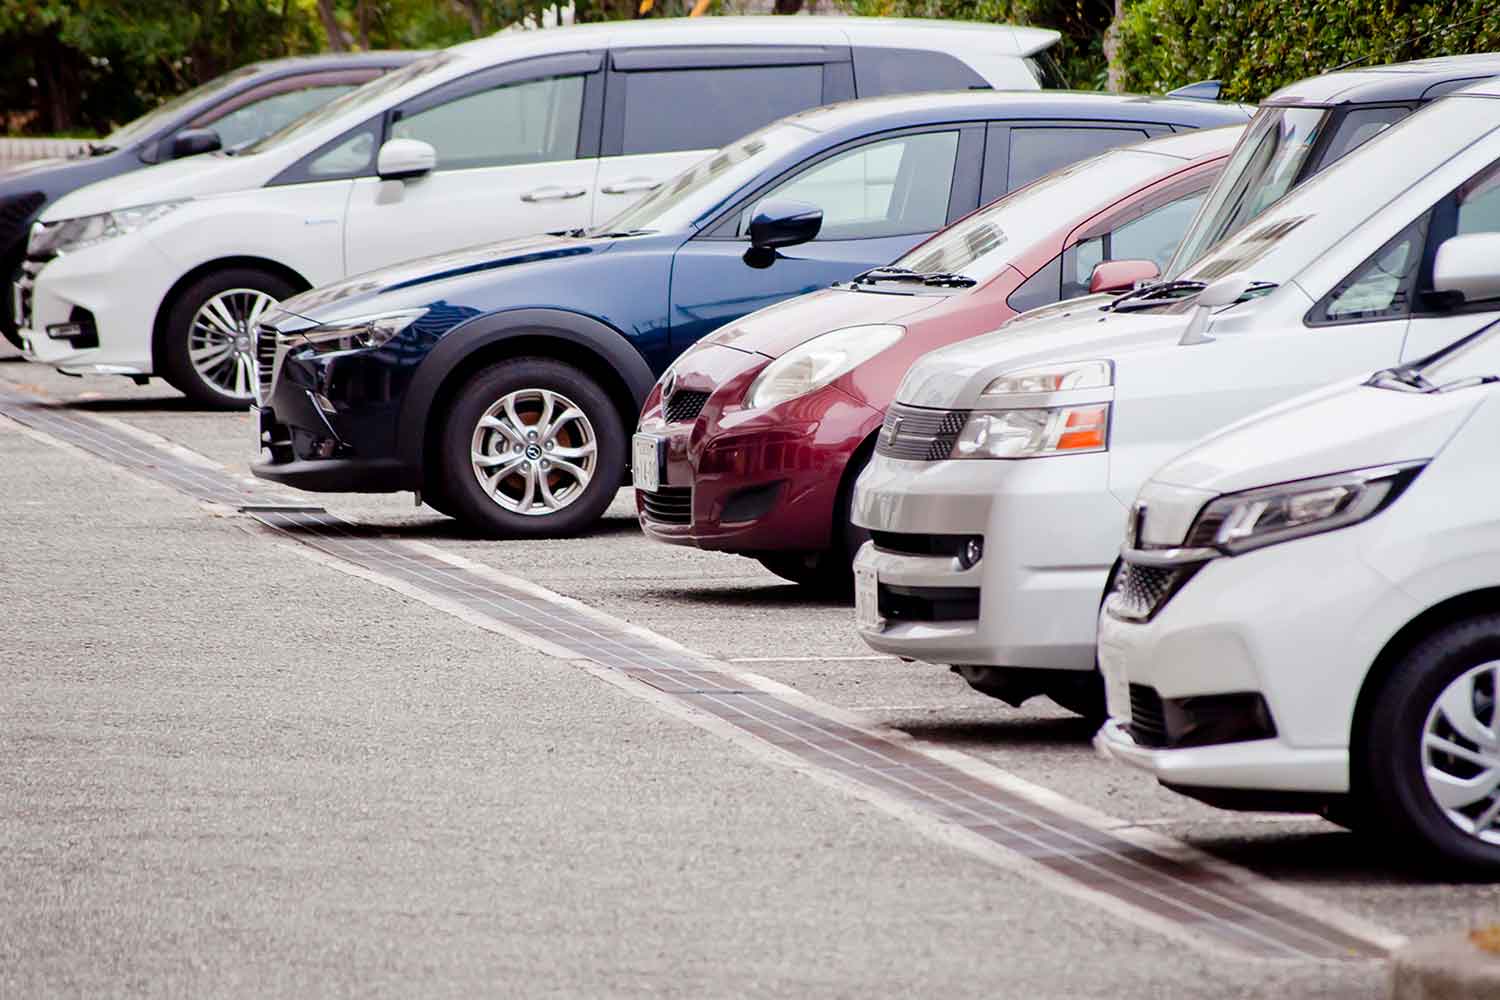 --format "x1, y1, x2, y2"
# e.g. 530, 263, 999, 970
188, 288, 279, 402
469, 387, 598, 516
1422, 659, 1500, 845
